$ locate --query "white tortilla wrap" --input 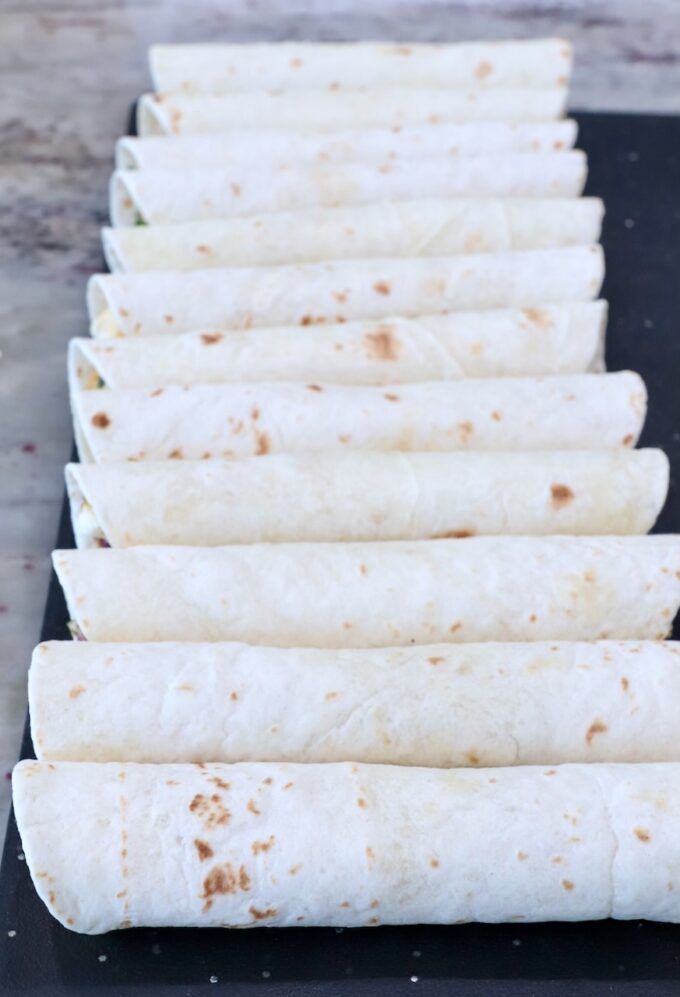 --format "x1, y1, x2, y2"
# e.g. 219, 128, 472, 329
13, 759, 680, 932
52, 535, 680, 645
116, 120, 578, 171
63, 450, 668, 549
103, 198, 603, 272
138, 88, 567, 136
87, 246, 605, 338
29, 639, 680, 766
69, 372, 646, 465
149, 39, 572, 94
111, 153, 587, 225
69, 303, 608, 390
